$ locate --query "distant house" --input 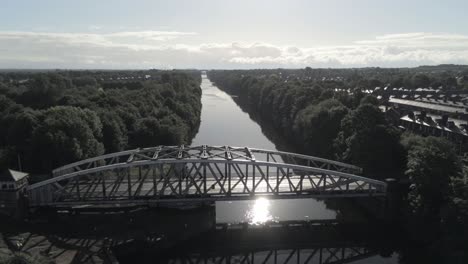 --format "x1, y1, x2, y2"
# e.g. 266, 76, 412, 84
0, 169, 29, 191
399, 113, 468, 153
388, 97, 468, 119
0, 169, 29, 213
